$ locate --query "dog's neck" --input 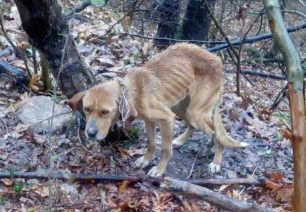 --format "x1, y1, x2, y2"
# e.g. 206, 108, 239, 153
116, 79, 137, 127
